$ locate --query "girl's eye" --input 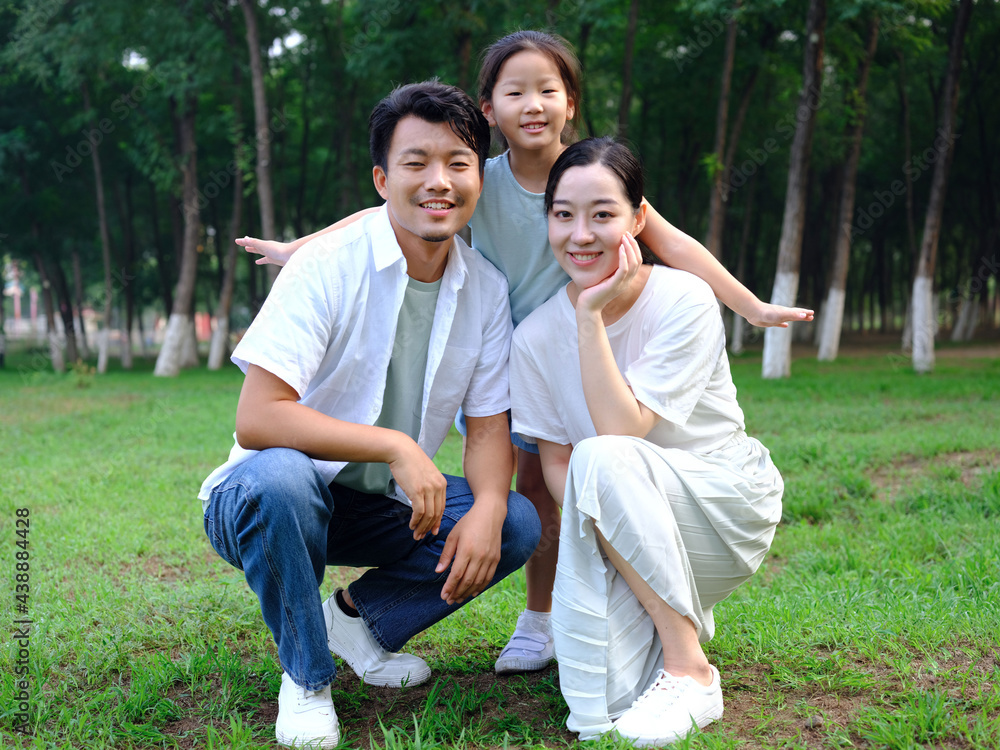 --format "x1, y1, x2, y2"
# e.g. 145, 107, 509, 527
553, 210, 572, 219
595, 211, 613, 219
